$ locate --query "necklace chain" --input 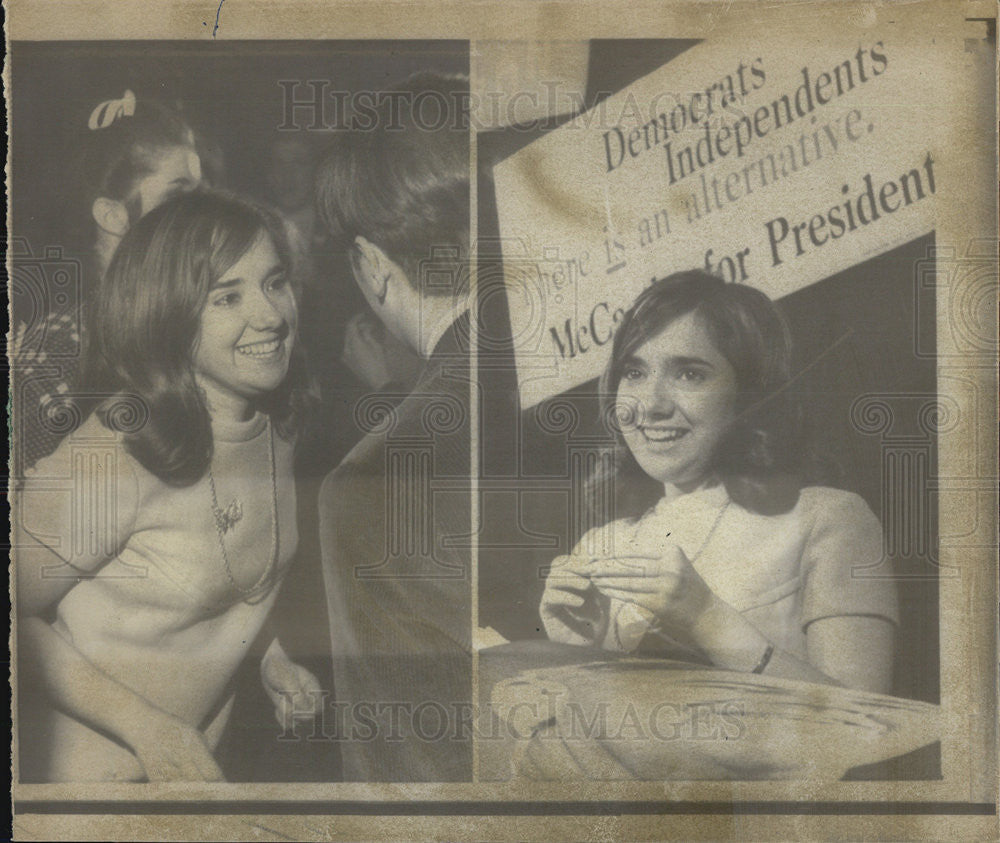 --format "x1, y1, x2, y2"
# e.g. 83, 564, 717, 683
691, 498, 730, 562
208, 418, 278, 605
